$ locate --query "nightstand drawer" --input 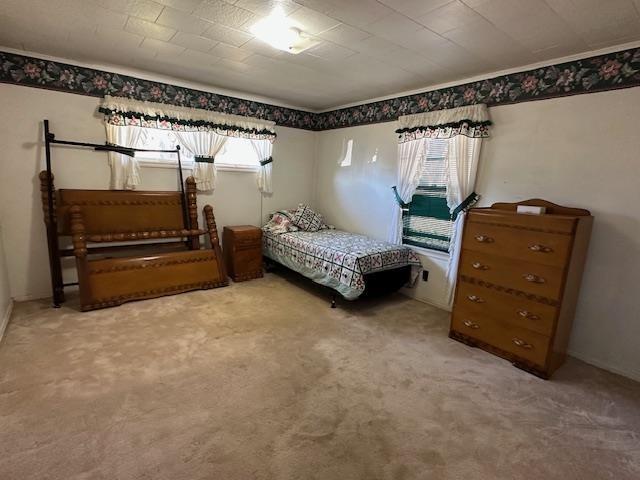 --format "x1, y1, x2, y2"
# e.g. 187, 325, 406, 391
464, 221, 572, 267
451, 312, 550, 367
455, 281, 557, 336
460, 250, 564, 301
